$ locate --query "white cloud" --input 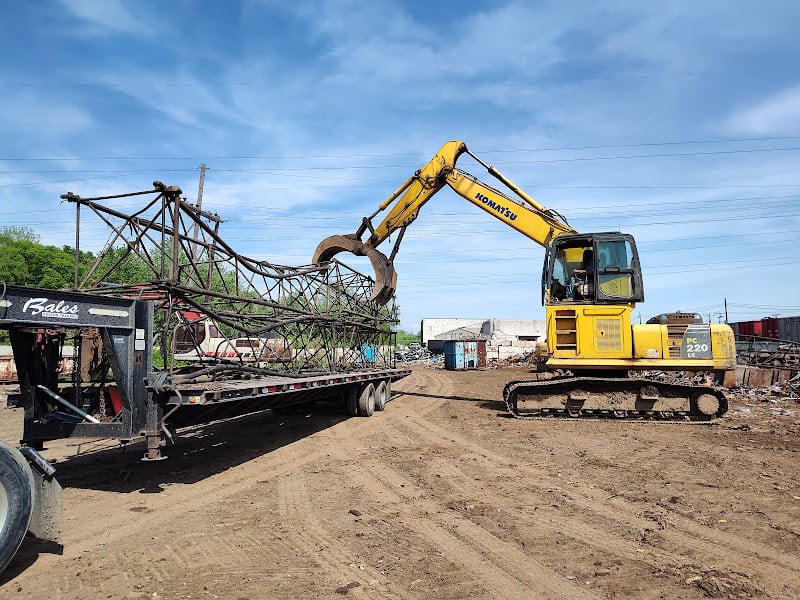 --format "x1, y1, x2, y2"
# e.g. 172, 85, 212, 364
56, 0, 149, 35
727, 85, 800, 135
89, 69, 241, 129
0, 92, 93, 138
